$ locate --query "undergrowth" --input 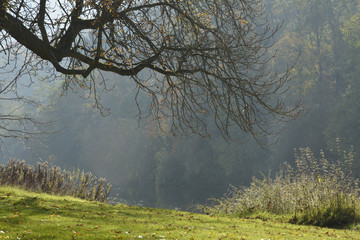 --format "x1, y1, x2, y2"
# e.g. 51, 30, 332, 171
199, 140, 360, 228
0, 159, 111, 202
